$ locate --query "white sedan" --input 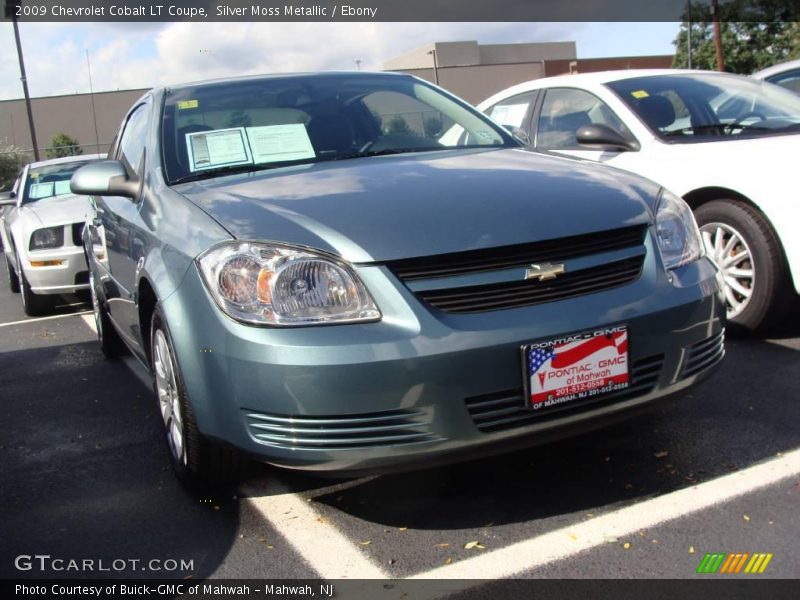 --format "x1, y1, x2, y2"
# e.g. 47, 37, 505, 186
476, 69, 800, 332
1, 154, 102, 316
